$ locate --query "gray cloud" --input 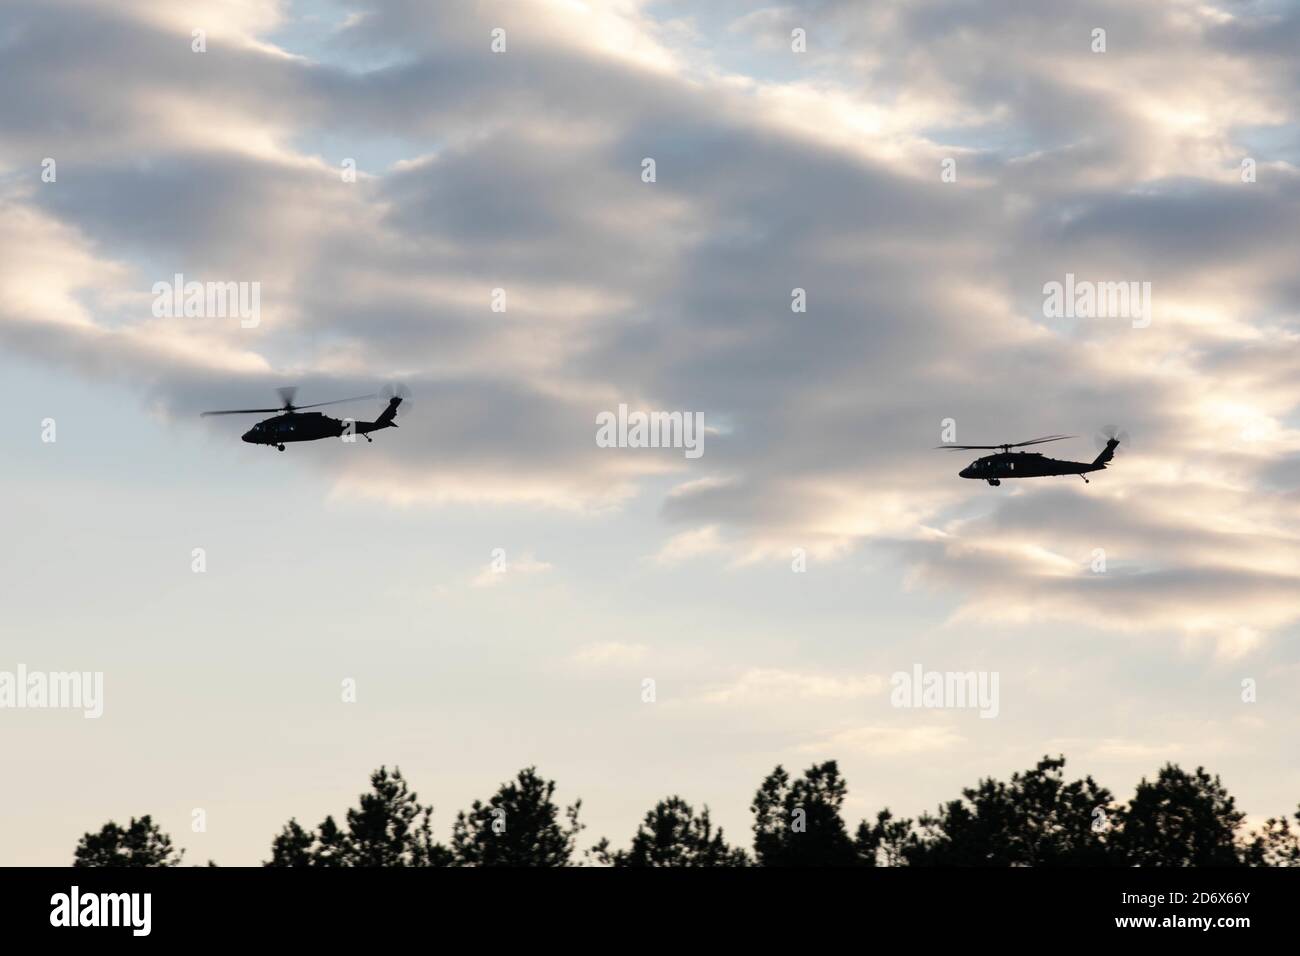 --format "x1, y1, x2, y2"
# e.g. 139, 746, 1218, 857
1, 0, 1298, 646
